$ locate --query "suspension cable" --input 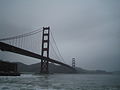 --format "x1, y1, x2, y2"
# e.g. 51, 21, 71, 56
50, 32, 66, 63
50, 42, 61, 60
0, 27, 43, 41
